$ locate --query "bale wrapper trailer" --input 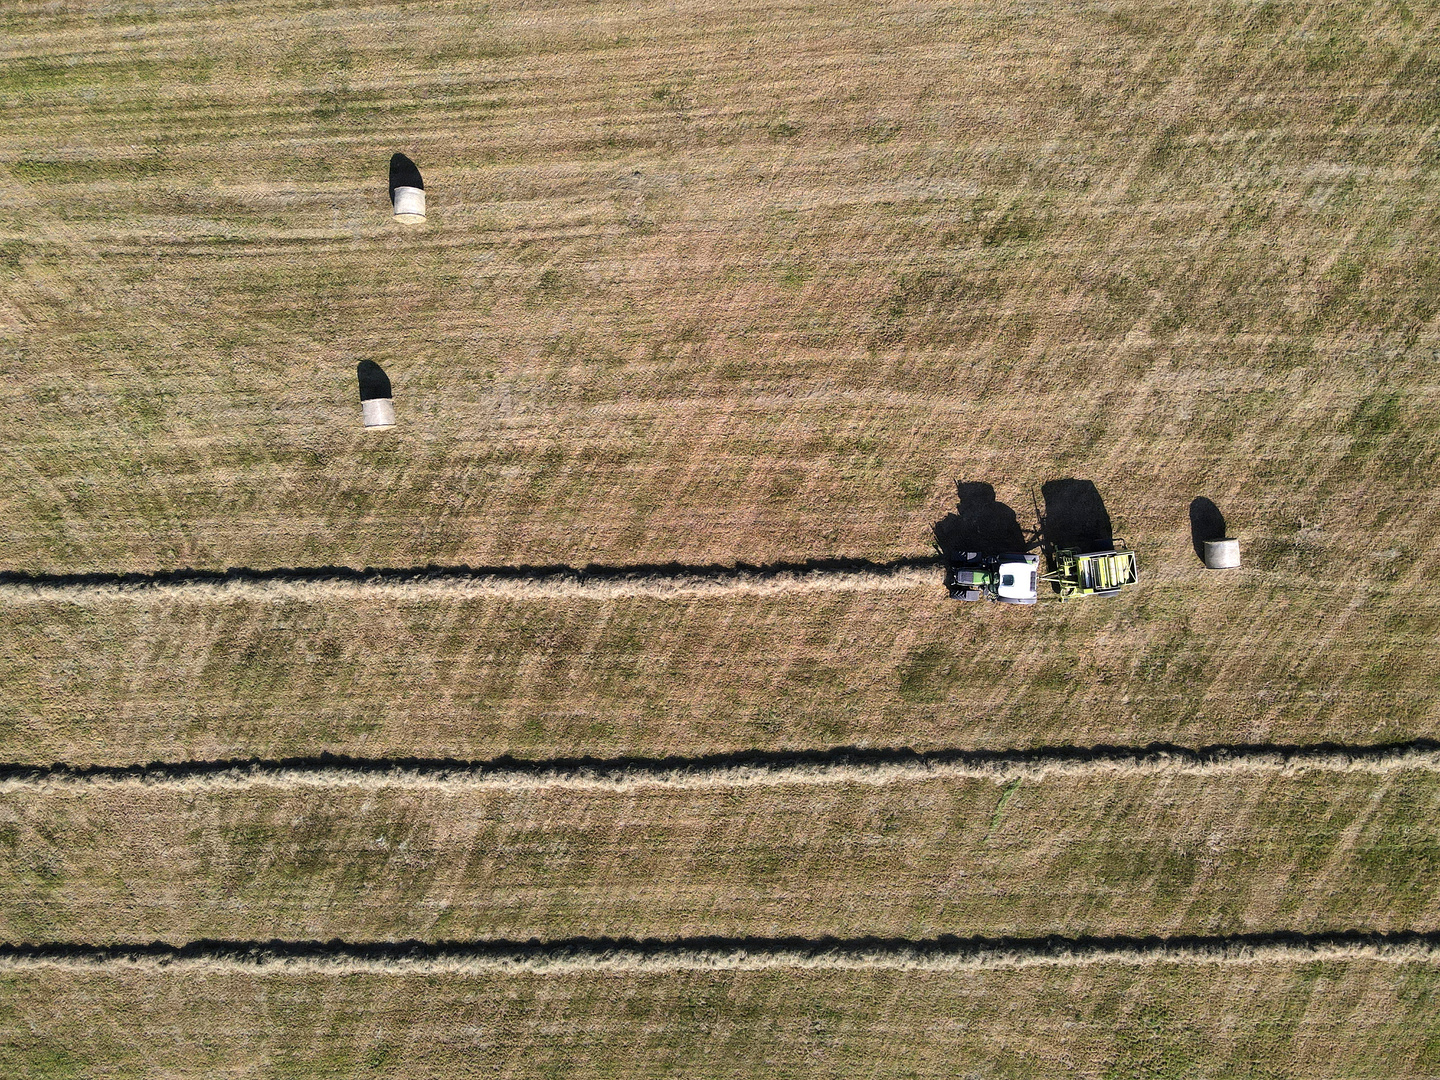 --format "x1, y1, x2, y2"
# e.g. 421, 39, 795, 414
1042, 544, 1138, 599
